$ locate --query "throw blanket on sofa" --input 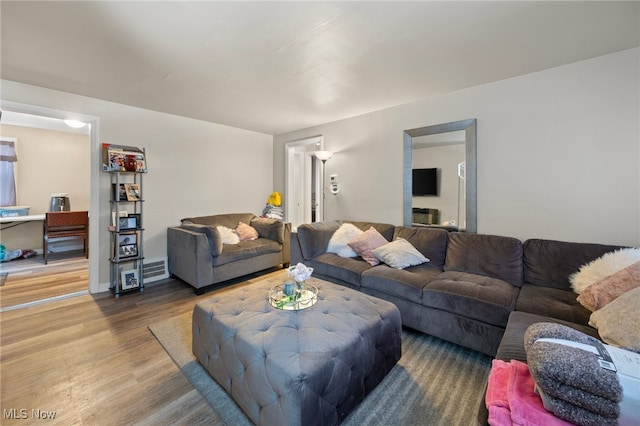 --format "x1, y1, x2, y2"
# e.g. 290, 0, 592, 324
524, 323, 622, 426
486, 359, 573, 426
